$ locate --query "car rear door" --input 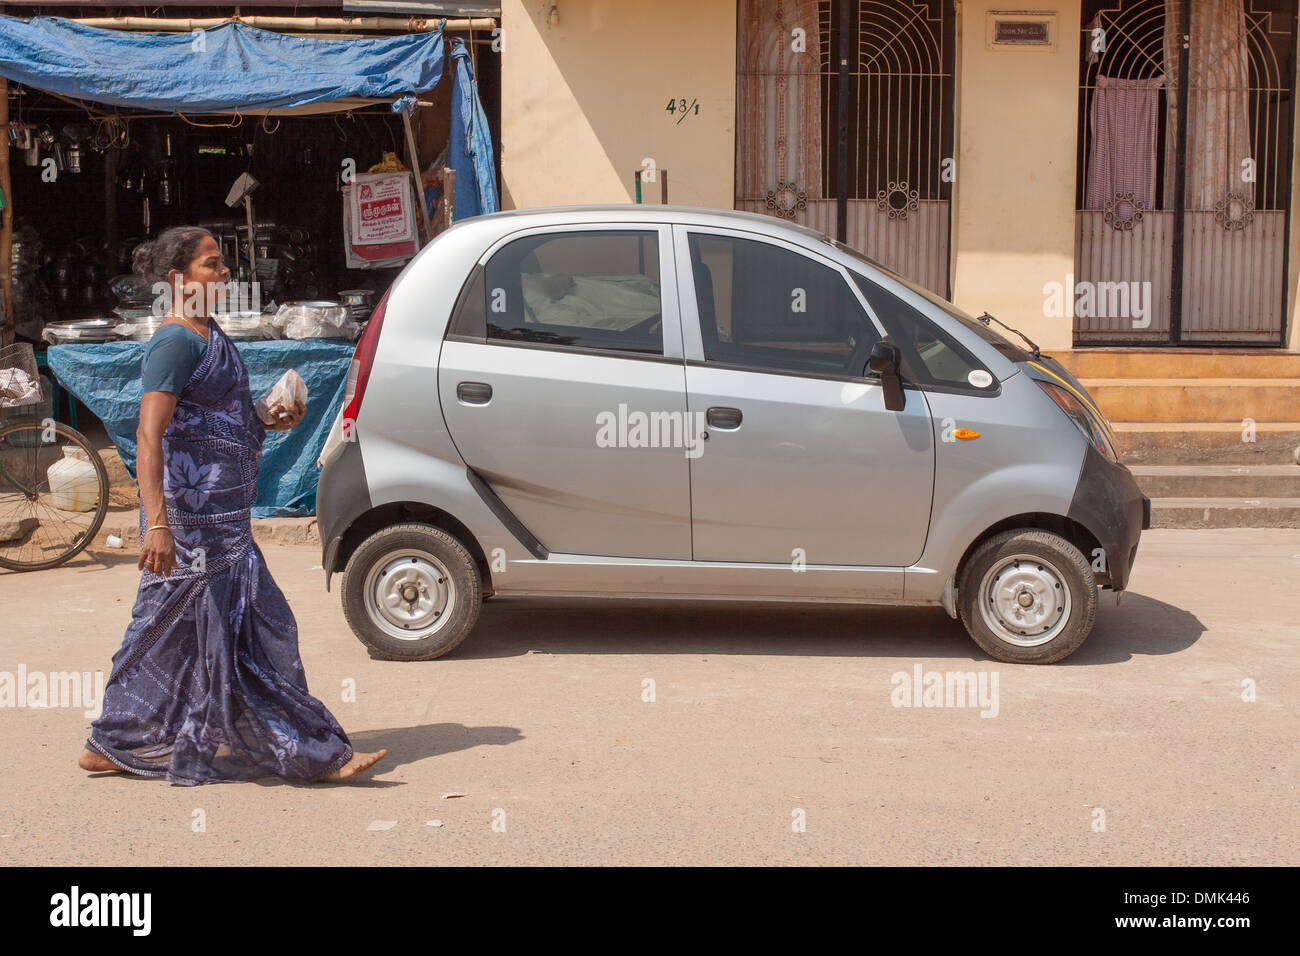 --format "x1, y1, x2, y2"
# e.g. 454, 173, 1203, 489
673, 225, 935, 574
438, 223, 692, 559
